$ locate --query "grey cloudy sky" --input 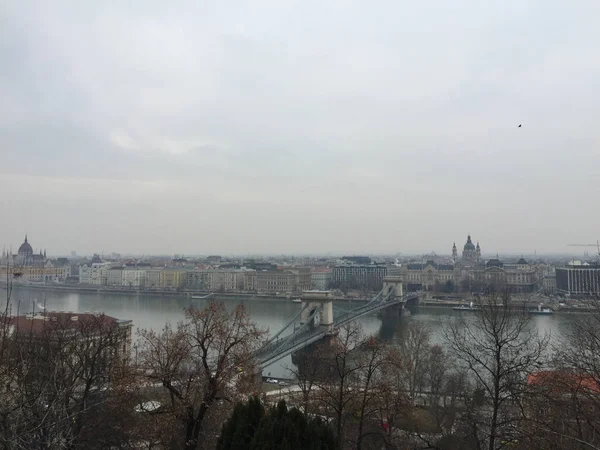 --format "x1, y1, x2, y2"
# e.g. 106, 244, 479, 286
1, 1, 599, 256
